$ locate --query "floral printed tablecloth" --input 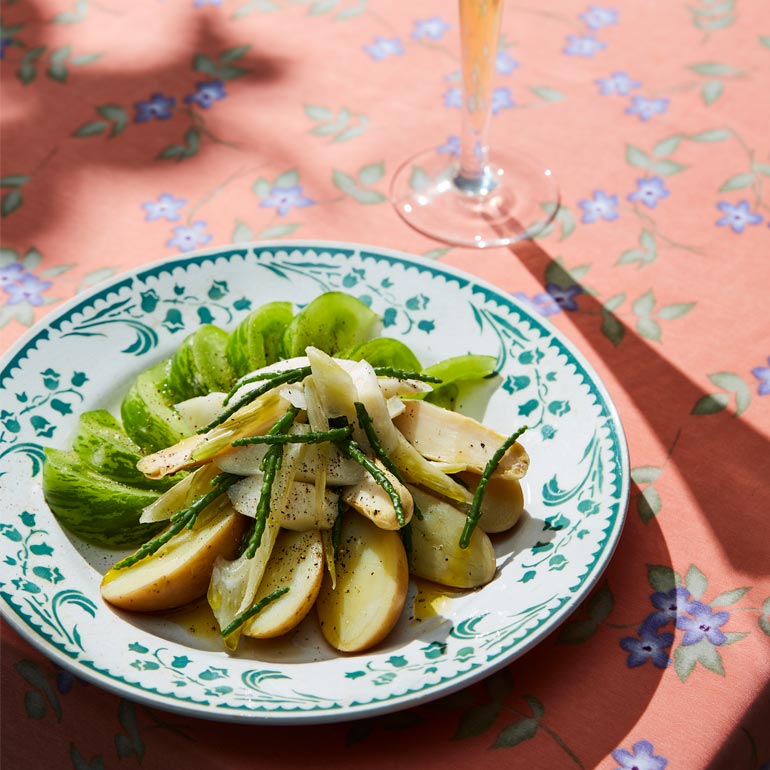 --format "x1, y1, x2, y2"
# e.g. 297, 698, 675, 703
2, 1, 769, 769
